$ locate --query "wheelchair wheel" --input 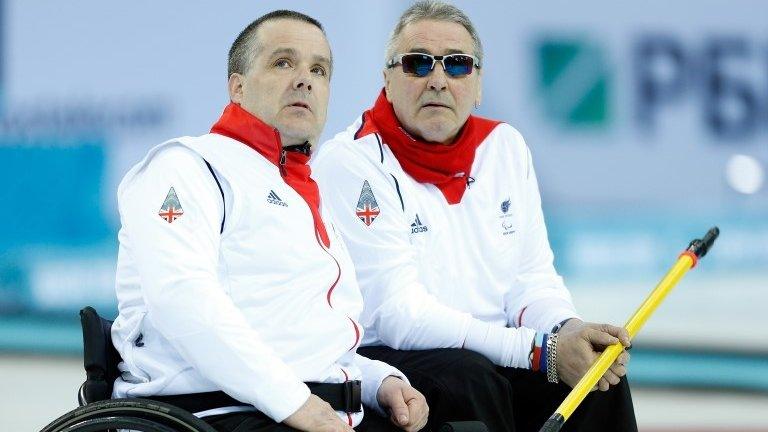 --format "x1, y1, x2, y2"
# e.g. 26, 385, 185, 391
40, 398, 217, 432
53, 416, 177, 432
